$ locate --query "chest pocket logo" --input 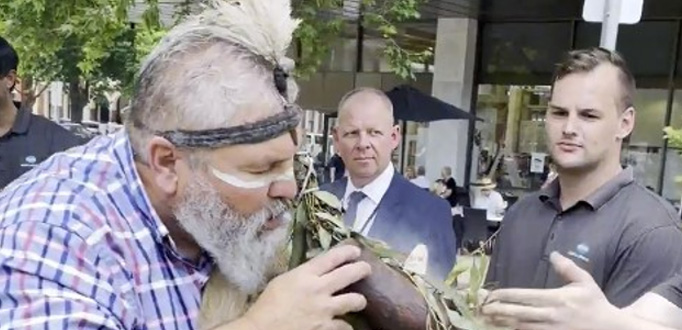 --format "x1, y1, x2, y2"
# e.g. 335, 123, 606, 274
20, 155, 39, 168
568, 243, 591, 263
